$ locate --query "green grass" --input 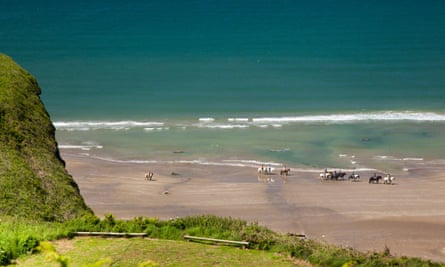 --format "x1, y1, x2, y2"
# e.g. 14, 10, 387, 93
2, 215, 444, 267
0, 216, 70, 264
12, 237, 305, 267
0, 53, 92, 222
